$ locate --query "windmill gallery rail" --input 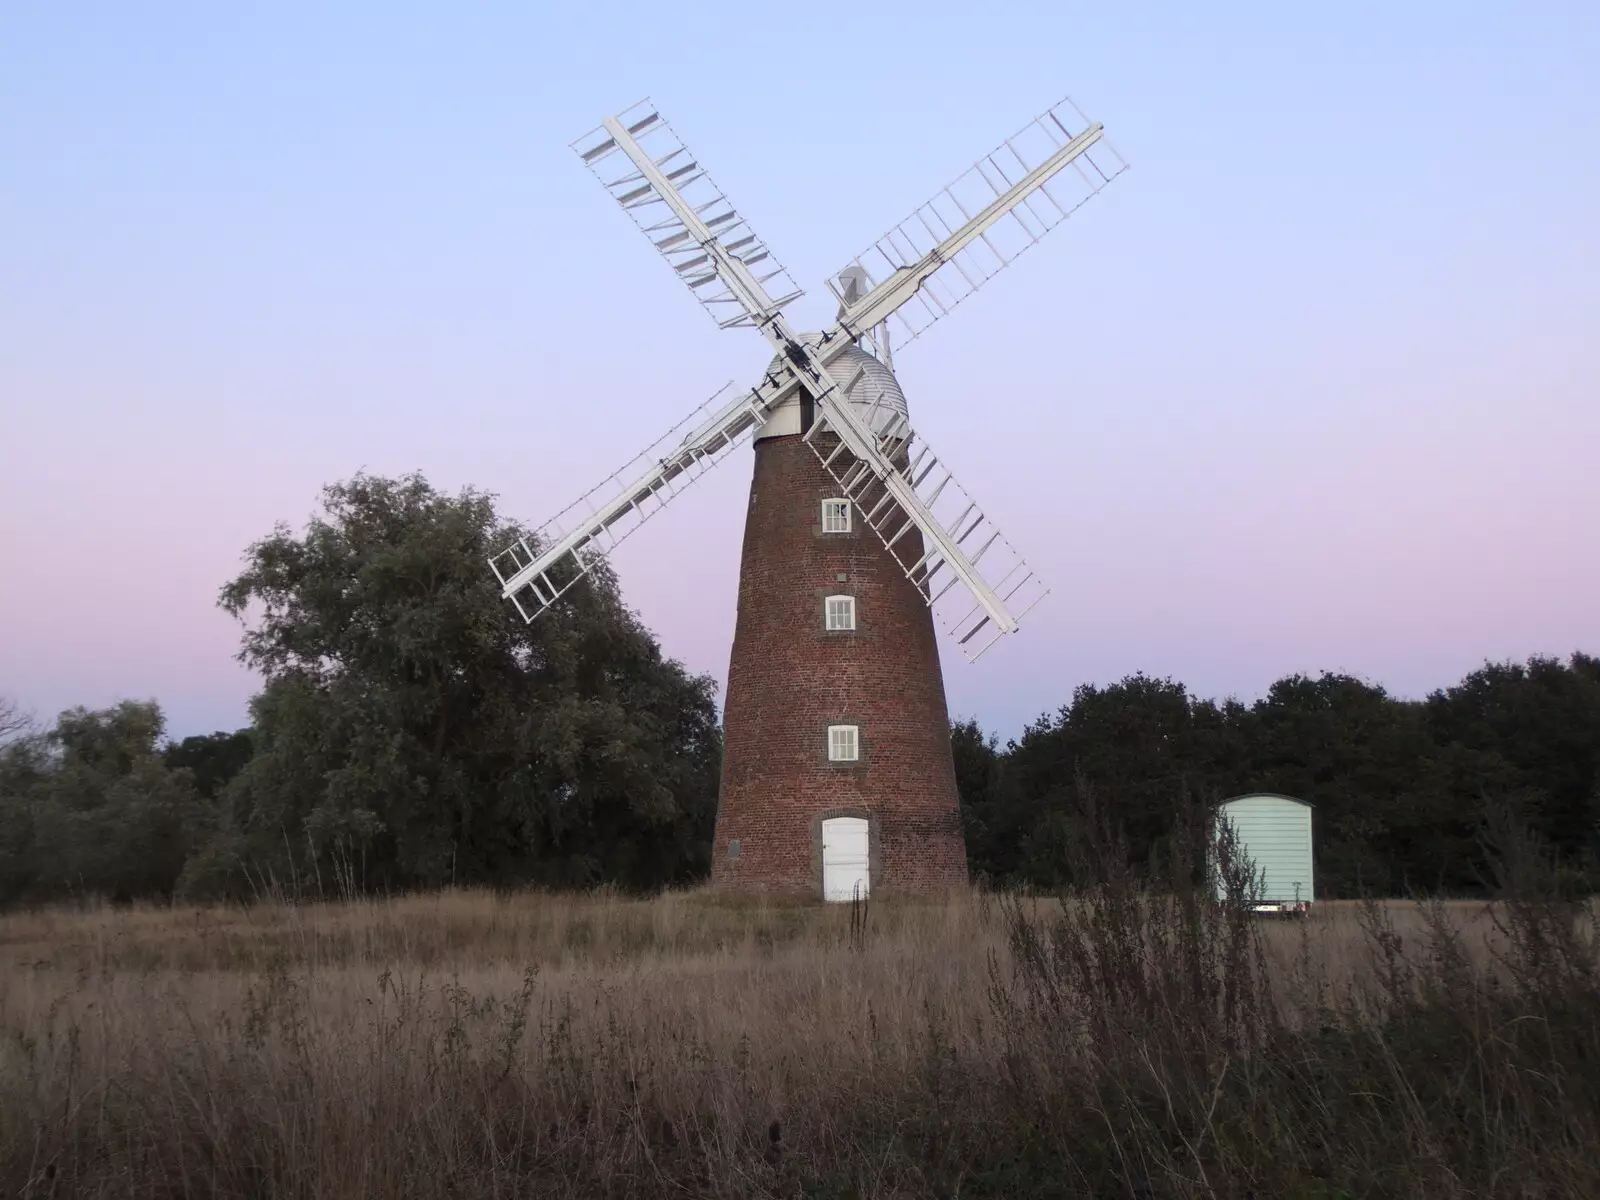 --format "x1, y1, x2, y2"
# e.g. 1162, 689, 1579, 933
490, 97, 1126, 661
488, 93, 1127, 899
